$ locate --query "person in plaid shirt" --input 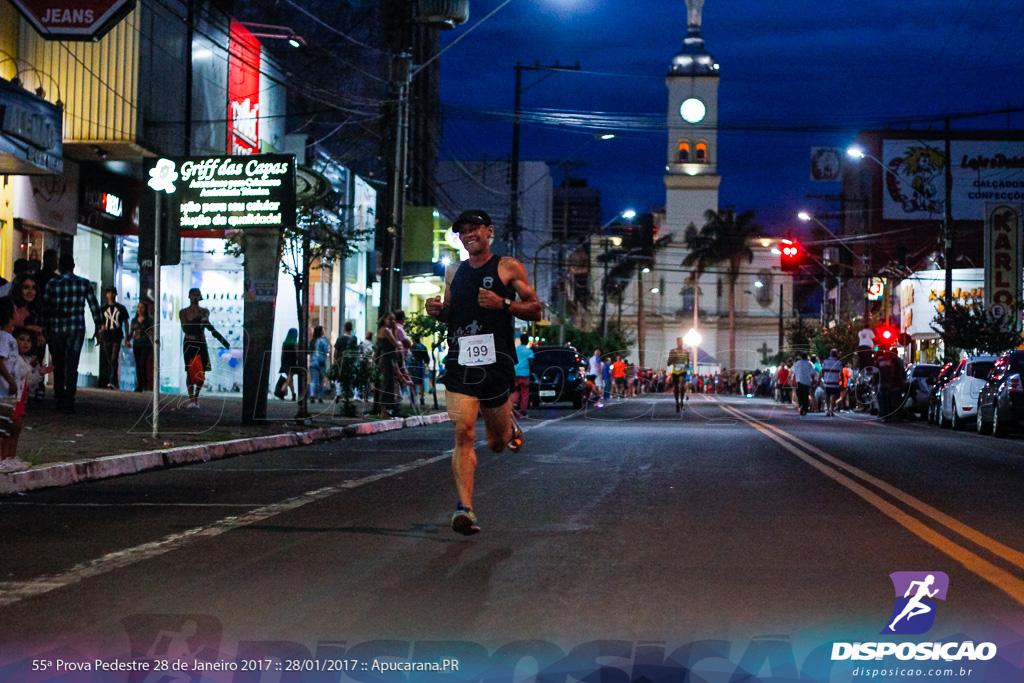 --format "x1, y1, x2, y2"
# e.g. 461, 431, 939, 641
42, 254, 102, 413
